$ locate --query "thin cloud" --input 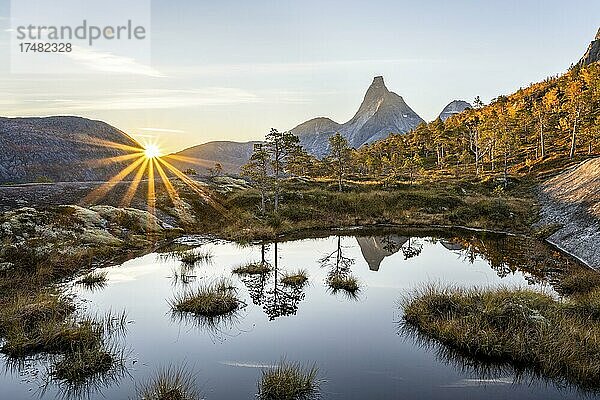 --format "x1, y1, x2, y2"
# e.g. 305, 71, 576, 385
140, 127, 185, 134
66, 46, 165, 78
1, 87, 261, 114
